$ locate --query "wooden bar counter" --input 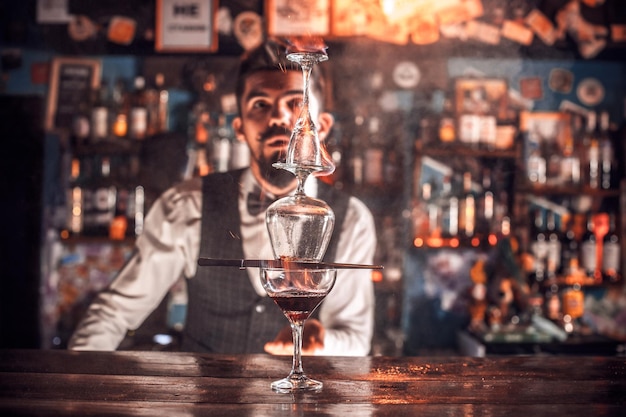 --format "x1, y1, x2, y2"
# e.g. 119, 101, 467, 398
1, 349, 624, 416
